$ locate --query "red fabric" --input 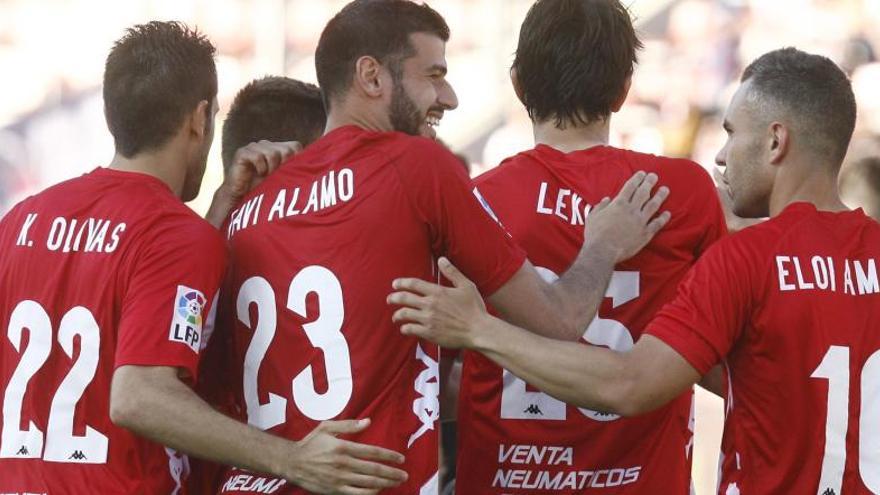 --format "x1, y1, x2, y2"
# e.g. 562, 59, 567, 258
648, 202, 880, 494
456, 145, 726, 494
211, 126, 526, 494
0, 167, 225, 494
